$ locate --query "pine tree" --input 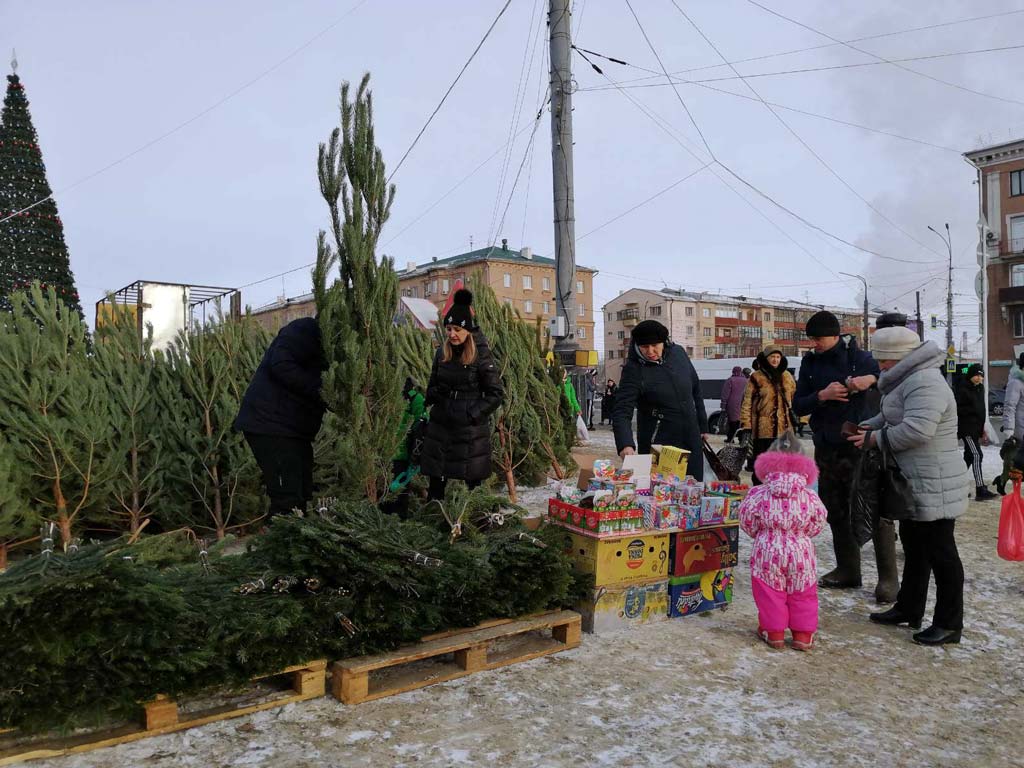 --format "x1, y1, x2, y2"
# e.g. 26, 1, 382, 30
92, 307, 165, 536
0, 68, 82, 316
0, 433, 33, 570
313, 75, 402, 503
0, 284, 116, 546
